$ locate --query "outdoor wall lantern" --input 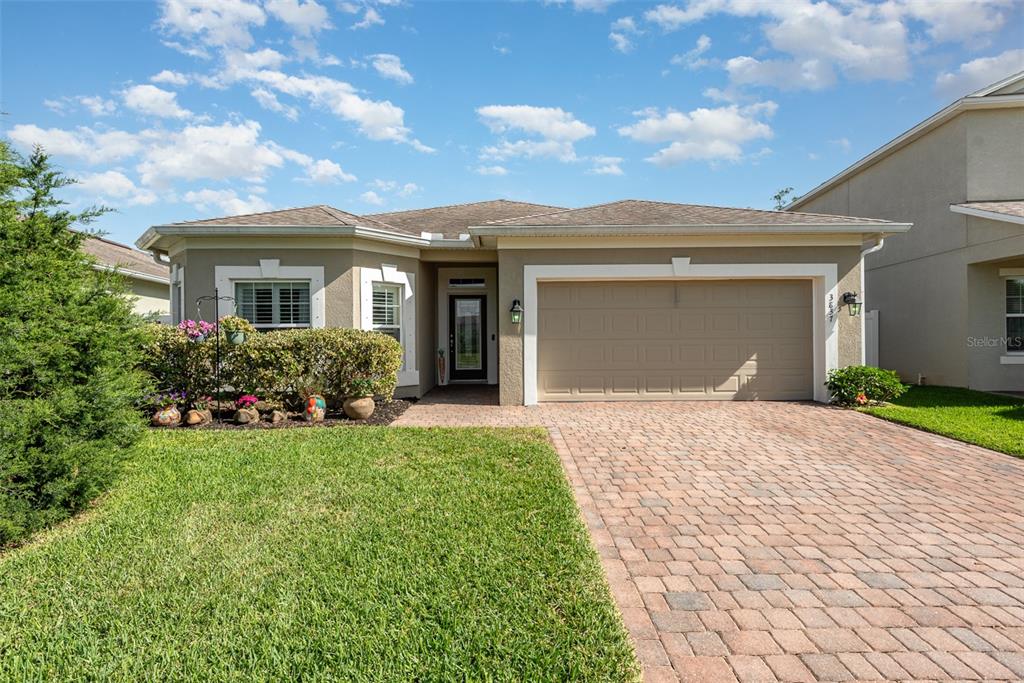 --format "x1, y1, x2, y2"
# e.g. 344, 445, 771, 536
841, 291, 863, 317
510, 299, 524, 325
